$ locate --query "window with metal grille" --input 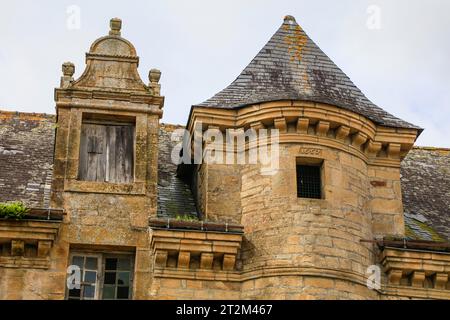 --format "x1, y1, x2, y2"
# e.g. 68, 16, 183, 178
296, 164, 322, 199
